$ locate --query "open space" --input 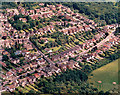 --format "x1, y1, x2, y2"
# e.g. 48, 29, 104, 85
88, 58, 119, 92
